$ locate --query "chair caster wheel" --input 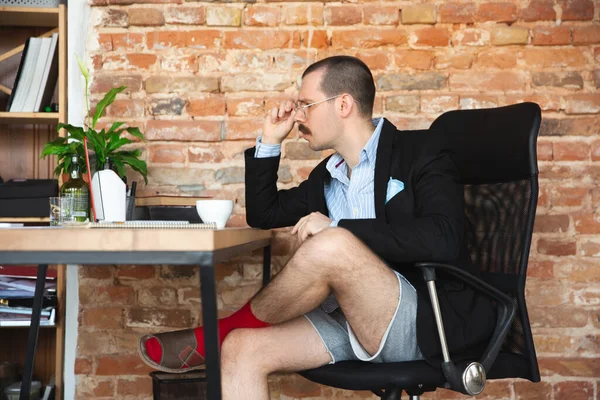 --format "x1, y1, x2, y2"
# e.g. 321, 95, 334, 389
462, 362, 486, 395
